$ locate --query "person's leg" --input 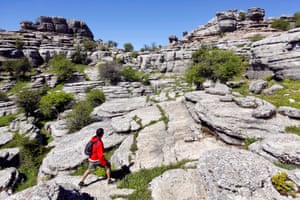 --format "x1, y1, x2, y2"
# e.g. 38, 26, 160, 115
105, 161, 112, 184
80, 169, 91, 183
79, 161, 96, 185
